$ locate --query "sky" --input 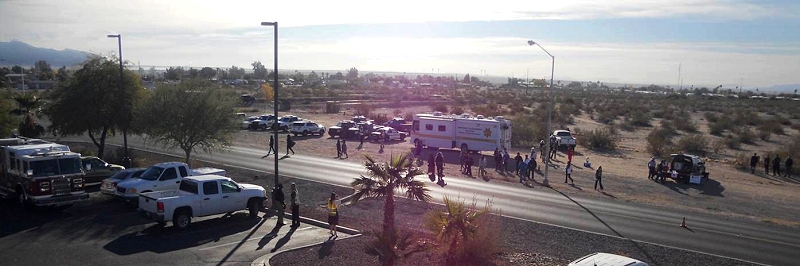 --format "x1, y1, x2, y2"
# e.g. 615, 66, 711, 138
1, 0, 800, 88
